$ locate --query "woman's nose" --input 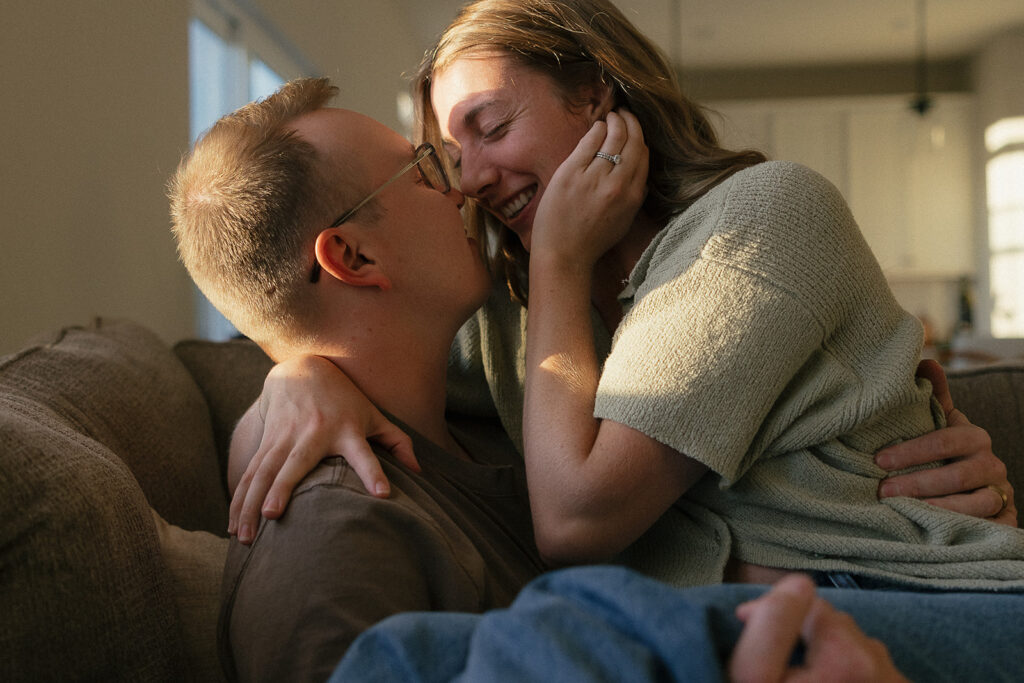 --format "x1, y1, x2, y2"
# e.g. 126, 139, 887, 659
457, 152, 497, 198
